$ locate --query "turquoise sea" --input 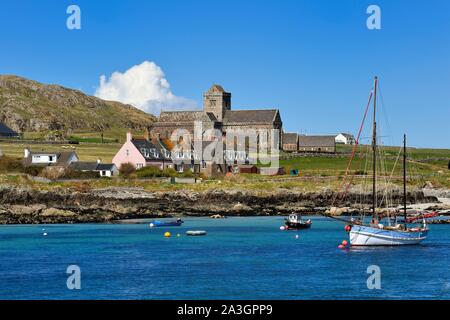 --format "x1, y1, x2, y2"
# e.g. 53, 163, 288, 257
0, 216, 449, 300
